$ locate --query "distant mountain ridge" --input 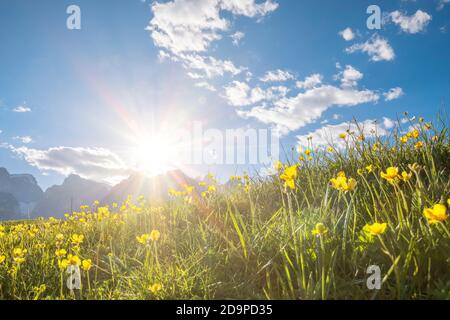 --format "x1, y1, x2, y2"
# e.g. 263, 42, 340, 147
0, 167, 199, 220
0, 167, 44, 219
32, 174, 111, 218
102, 169, 197, 205
0, 168, 44, 203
